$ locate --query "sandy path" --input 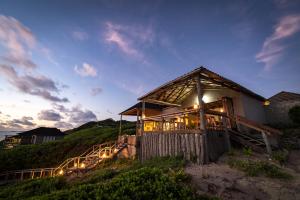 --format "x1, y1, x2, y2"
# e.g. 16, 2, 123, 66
185, 152, 300, 200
